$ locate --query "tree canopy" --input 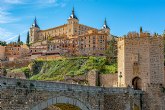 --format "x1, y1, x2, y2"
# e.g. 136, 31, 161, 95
0, 41, 7, 46
105, 36, 117, 64
26, 31, 30, 46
